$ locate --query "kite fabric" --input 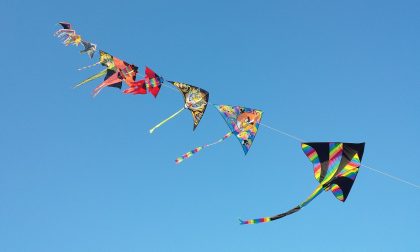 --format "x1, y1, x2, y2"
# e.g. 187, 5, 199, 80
149, 81, 209, 133
240, 142, 365, 224
123, 66, 164, 97
216, 104, 263, 155
174, 104, 262, 164
54, 22, 97, 58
